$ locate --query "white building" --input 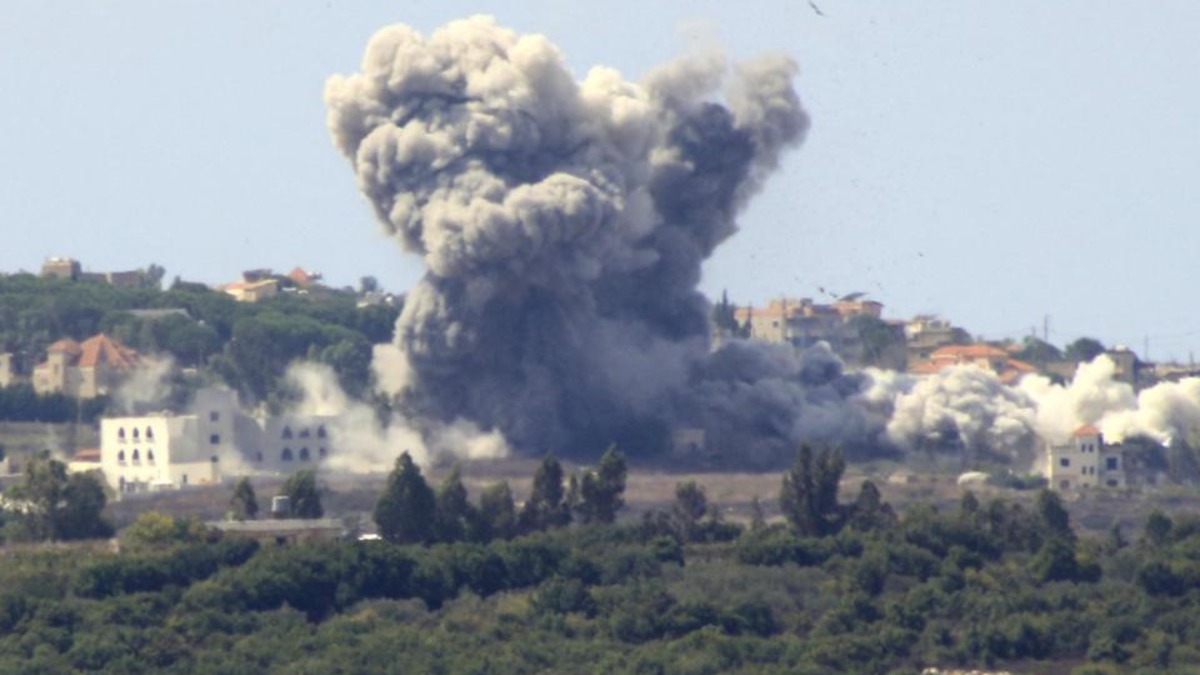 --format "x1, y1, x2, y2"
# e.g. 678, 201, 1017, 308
1045, 425, 1126, 491
97, 387, 337, 495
